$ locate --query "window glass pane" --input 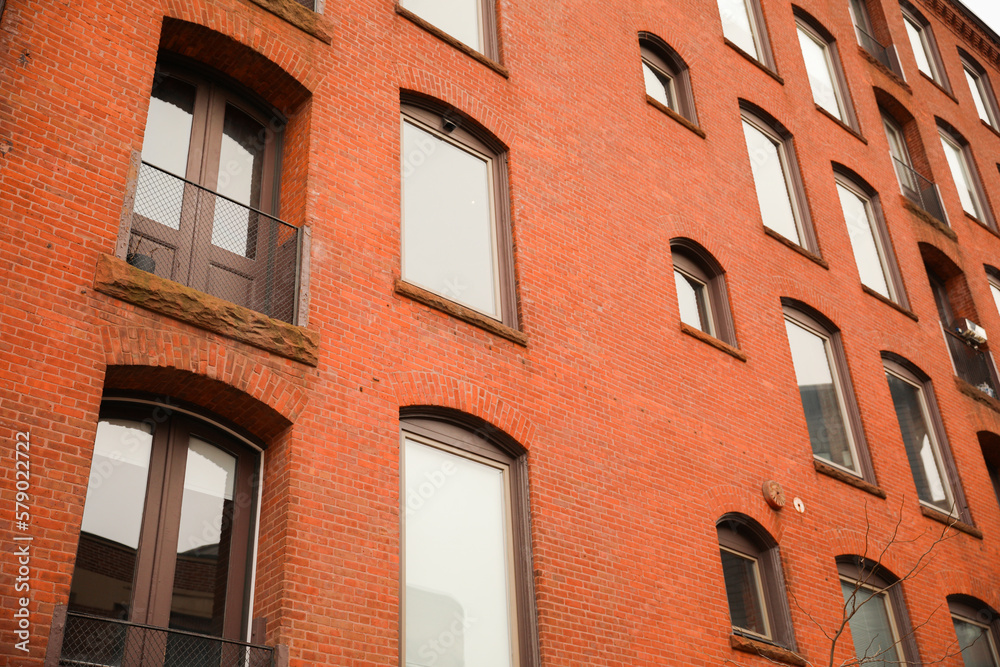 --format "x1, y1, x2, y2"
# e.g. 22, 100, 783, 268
720, 549, 769, 637
404, 437, 513, 667
965, 69, 993, 125
169, 437, 237, 638
989, 281, 1000, 317
904, 18, 934, 76
675, 269, 711, 334
400, 0, 482, 51
785, 320, 856, 471
137, 77, 197, 230
402, 121, 498, 318
837, 184, 891, 298
643, 61, 674, 109
885, 371, 953, 511
953, 616, 1000, 667
212, 103, 266, 258
798, 28, 842, 119
69, 420, 154, 619
718, 0, 760, 59
849, 0, 872, 34
742, 120, 801, 244
841, 580, 900, 666
940, 135, 982, 218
